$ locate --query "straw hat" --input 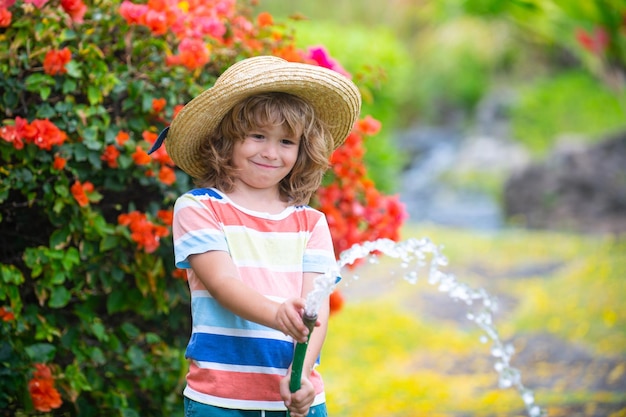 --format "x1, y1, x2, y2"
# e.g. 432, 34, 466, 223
152, 55, 362, 179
